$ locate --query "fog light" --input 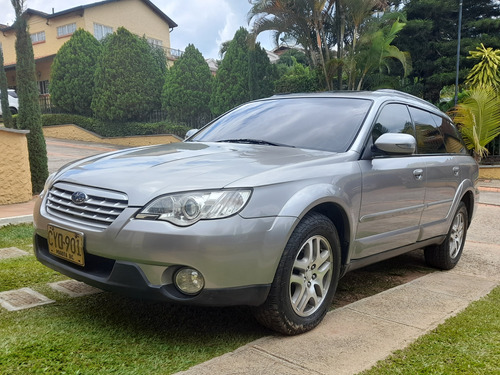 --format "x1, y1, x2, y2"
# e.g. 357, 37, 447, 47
174, 268, 205, 295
